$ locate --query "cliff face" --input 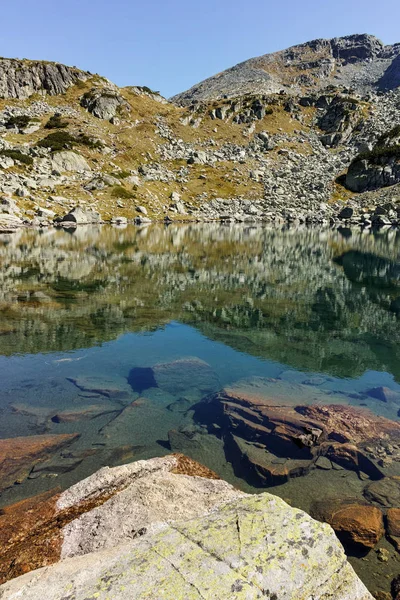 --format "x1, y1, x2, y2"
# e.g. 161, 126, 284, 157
0, 58, 89, 99
171, 34, 400, 105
